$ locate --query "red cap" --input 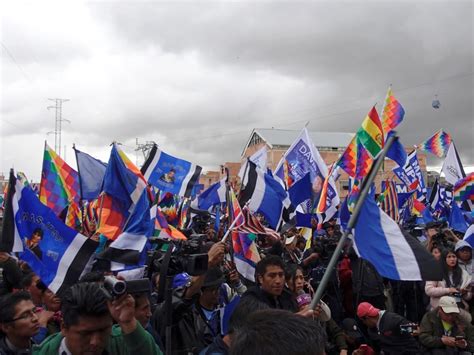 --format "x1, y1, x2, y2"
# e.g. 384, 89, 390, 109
357, 302, 380, 318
